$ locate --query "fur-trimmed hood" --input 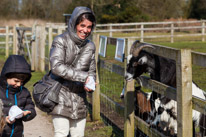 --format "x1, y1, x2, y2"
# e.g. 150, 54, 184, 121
1, 55, 31, 85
